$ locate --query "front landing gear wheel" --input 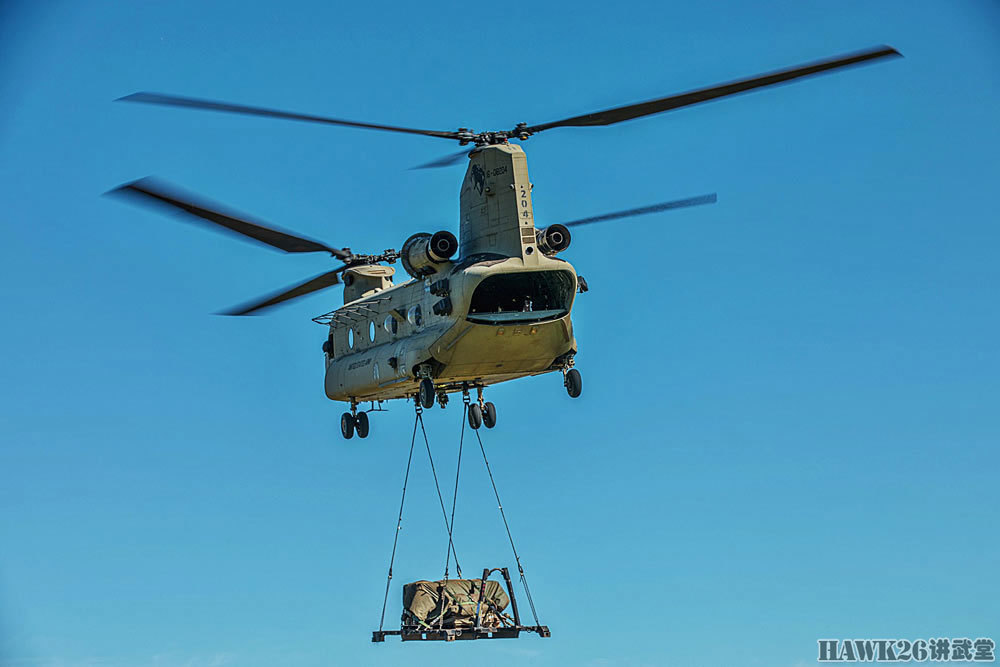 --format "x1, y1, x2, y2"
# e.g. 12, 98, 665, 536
418, 378, 435, 409
355, 411, 370, 439
483, 402, 497, 429
340, 412, 356, 439
565, 368, 582, 398
468, 403, 483, 430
